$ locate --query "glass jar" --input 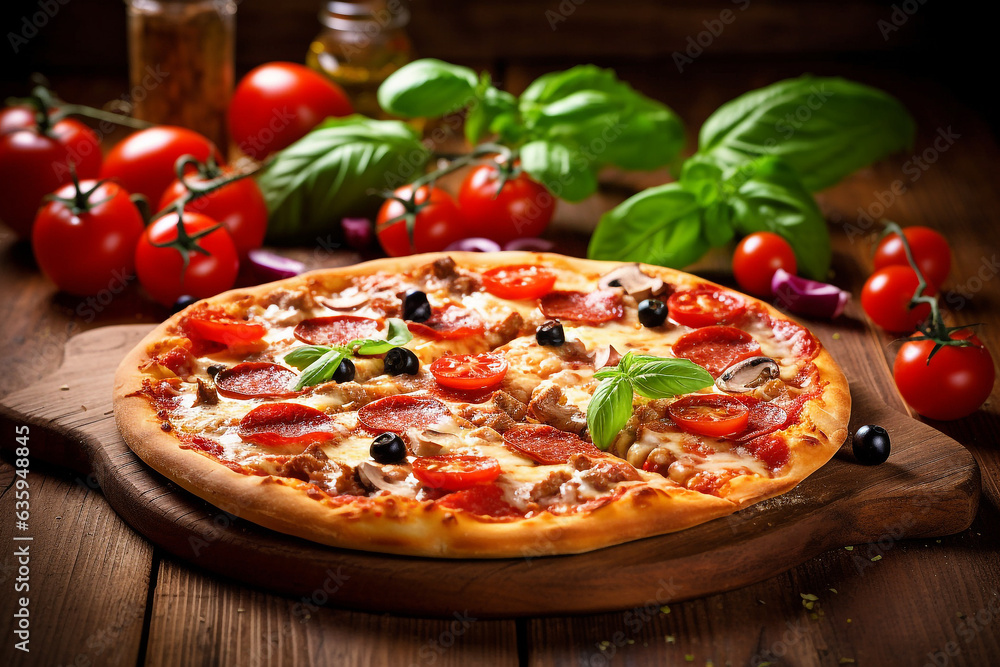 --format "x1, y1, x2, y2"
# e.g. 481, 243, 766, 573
306, 0, 414, 117
125, 0, 235, 150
